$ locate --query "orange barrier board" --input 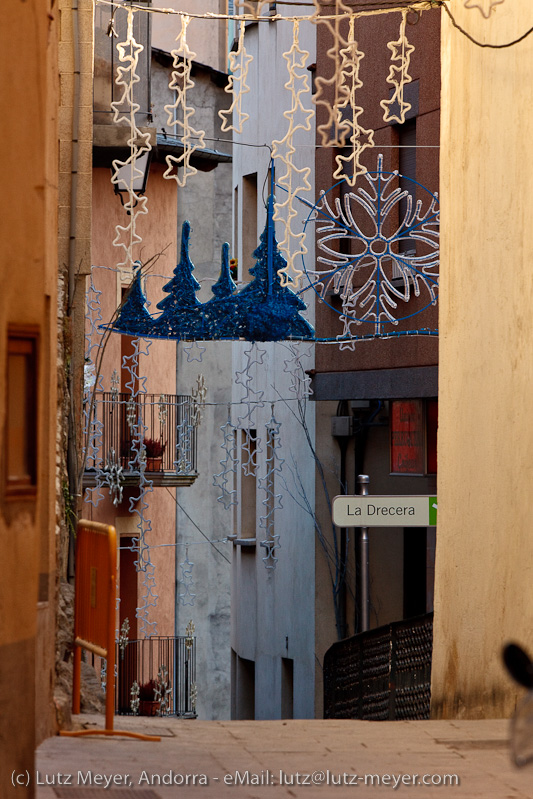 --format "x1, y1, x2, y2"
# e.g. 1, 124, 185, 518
61, 519, 160, 741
